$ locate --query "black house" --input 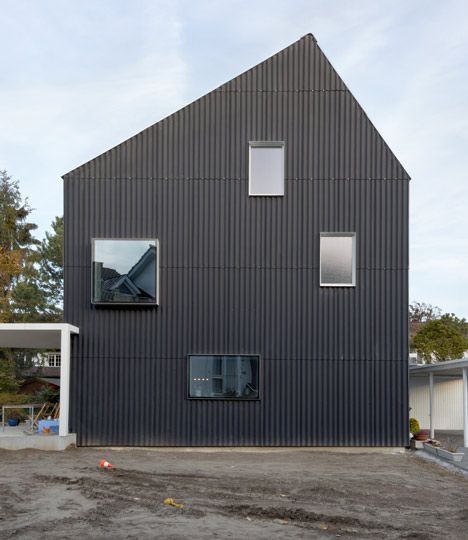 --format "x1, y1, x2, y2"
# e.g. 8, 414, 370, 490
64, 34, 410, 446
